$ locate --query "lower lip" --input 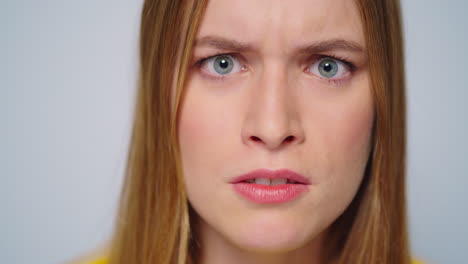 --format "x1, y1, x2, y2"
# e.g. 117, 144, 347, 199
232, 183, 309, 204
